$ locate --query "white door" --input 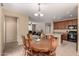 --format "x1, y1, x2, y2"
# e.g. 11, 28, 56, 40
5, 16, 17, 43
45, 24, 51, 34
